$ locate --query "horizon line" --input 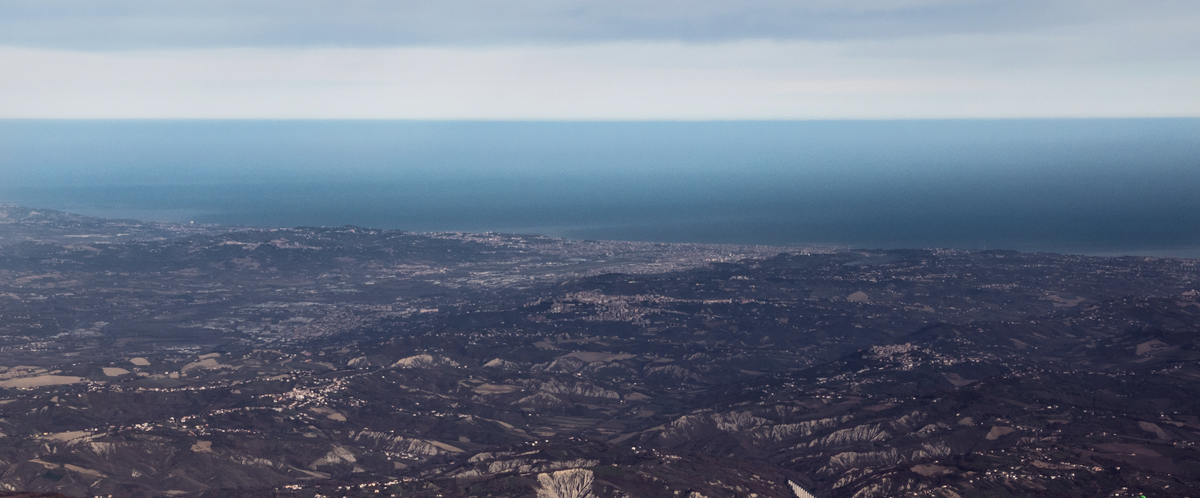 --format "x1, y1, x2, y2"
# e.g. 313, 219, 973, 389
3, 116, 1199, 123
